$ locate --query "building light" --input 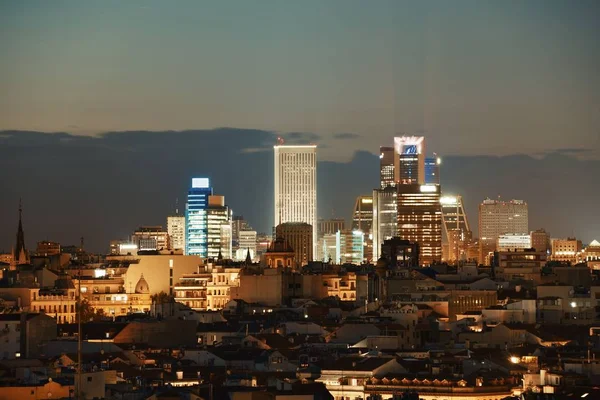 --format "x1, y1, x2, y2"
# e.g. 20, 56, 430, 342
571, 302, 577, 308
420, 185, 437, 193
191, 178, 210, 188
510, 356, 520, 364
